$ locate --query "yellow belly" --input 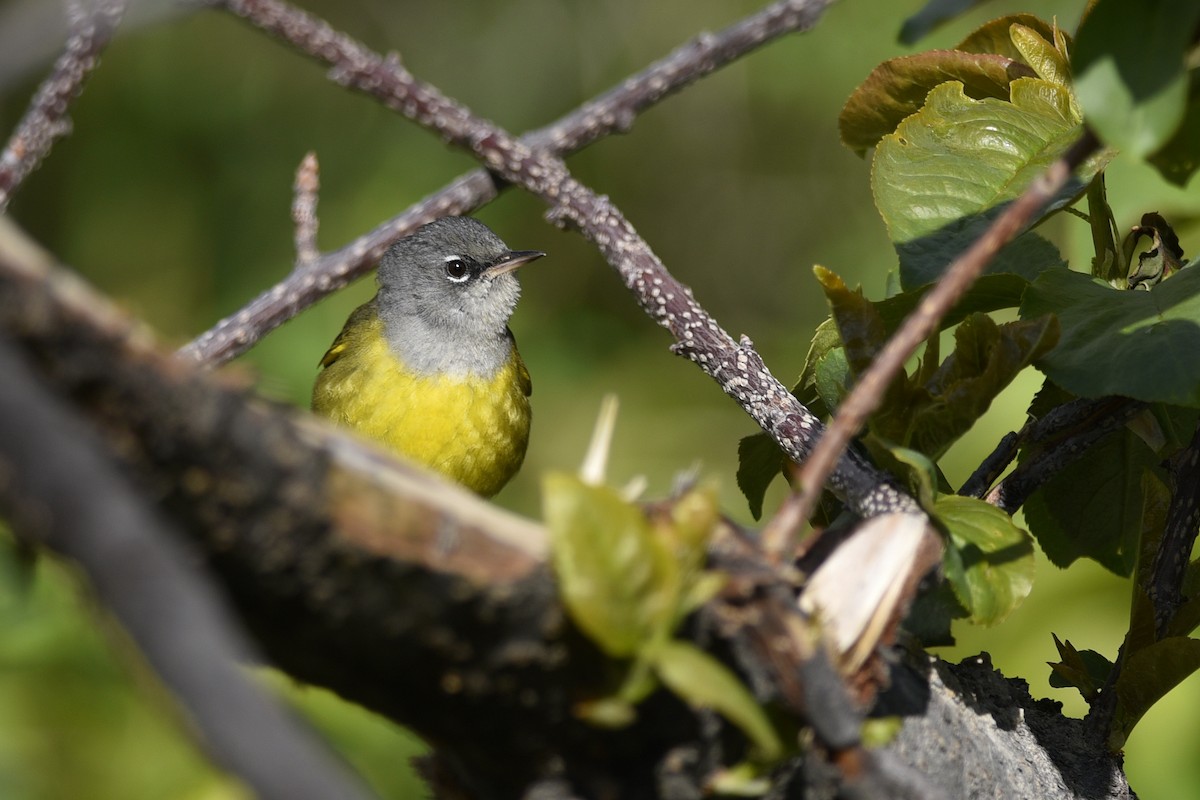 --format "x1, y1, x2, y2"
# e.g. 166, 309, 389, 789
312, 307, 531, 497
